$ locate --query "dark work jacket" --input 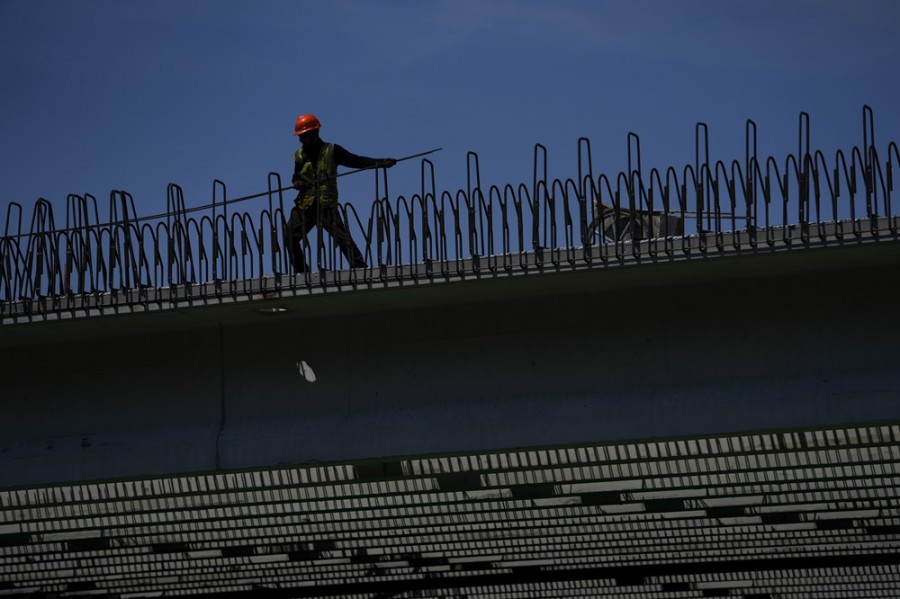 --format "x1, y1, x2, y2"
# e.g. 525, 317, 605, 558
291, 139, 382, 208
